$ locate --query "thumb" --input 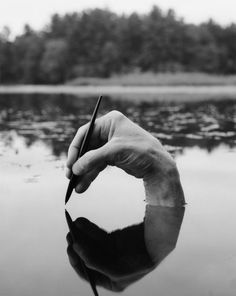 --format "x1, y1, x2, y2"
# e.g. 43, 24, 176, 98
72, 142, 114, 177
